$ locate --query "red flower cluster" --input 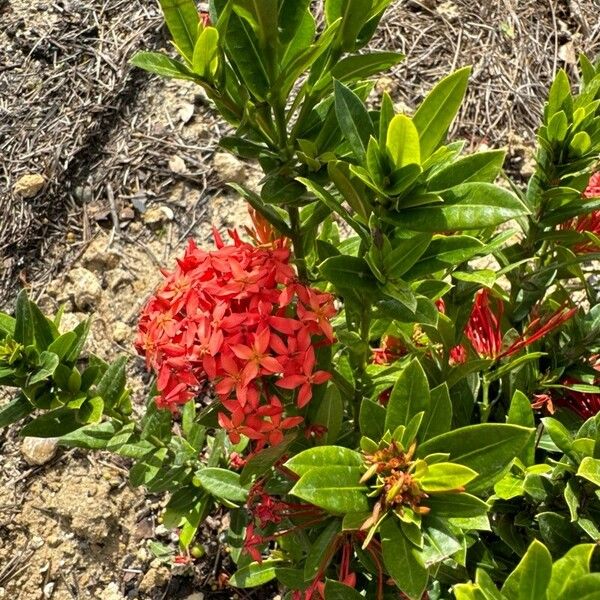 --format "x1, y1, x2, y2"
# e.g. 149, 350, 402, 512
555, 375, 600, 420
136, 218, 335, 450
562, 171, 600, 253
448, 289, 576, 363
